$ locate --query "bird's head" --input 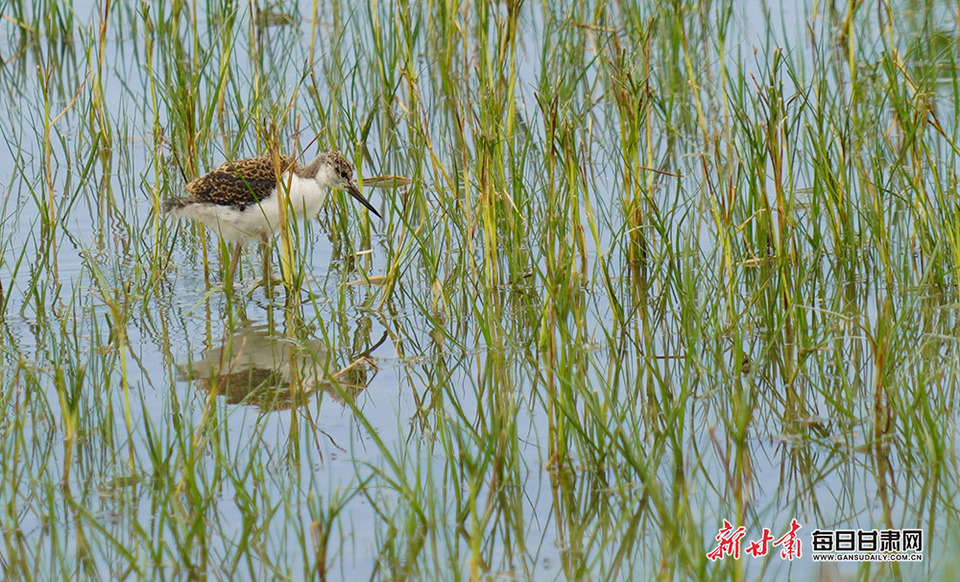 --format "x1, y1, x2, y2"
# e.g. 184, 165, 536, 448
318, 151, 382, 219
